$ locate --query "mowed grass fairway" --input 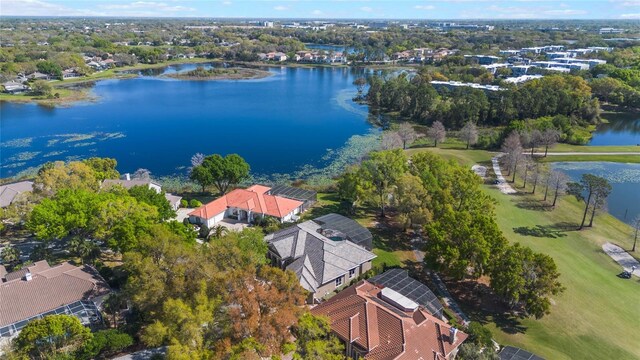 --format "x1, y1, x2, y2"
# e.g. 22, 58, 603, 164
408, 147, 640, 359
